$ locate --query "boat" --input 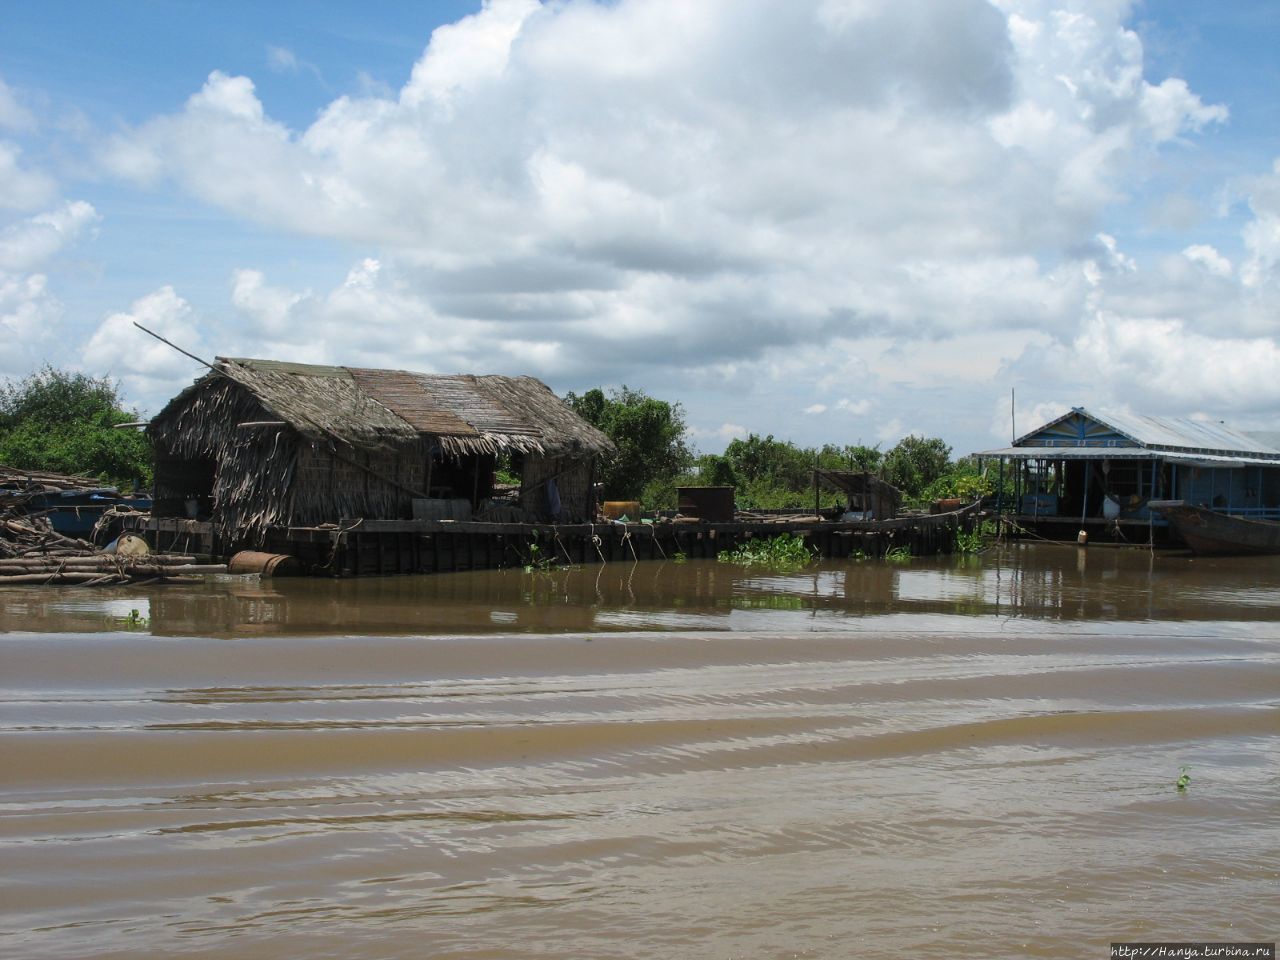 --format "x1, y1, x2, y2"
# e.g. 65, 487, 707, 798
1149, 500, 1280, 556
21, 487, 152, 538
